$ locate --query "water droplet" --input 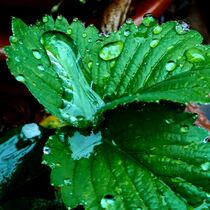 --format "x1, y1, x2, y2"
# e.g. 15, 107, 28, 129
124, 29, 130, 37
15, 75, 25, 83
110, 60, 116, 68
165, 118, 175, 124
82, 32, 87, 38
150, 39, 159, 48
15, 57, 20, 62
153, 25, 162, 34
203, 137, 210, 143
142, 14, 156, 27
88, 38, 92, 43
175, 21, 189, 35
9, 36, 18, 43
43, 146, 51, 155
42, 16, 48, 23
201, 162, 210, 171
166, 60, 177, 71
73, 17, 78, 22
37, 64, 45, 71
99, 41, 124, 61
126, 18, 133, 24
101, 197, 115, 209
67, 28, 72, 35
87, 61, 93, 69
21, 123, 41, 140
180, 125, 189, 133
185, 48, 205, 63
32, 50, 42, 60
57, 15, 62, 20
63, 178, 72, 186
